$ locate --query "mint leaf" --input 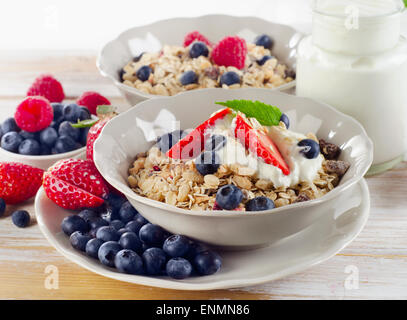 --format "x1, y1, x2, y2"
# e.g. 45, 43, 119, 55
71, 119, 99, 128
215, 100, 282, 126
97, 105, 116, 115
